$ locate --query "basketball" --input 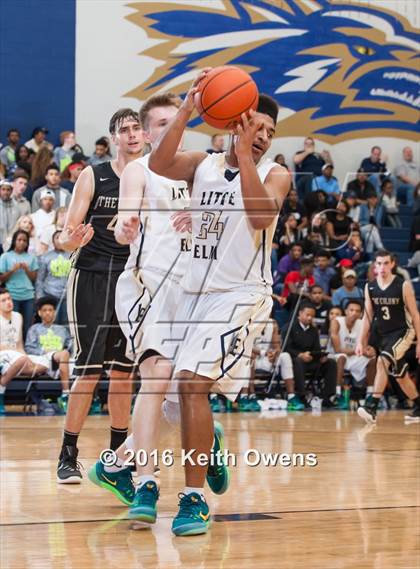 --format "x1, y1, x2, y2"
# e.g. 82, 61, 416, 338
194, 66, 259, 129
